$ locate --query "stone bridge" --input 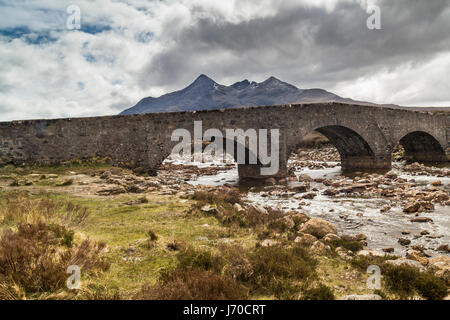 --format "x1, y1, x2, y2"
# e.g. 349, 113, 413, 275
0, 103, 449, 179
